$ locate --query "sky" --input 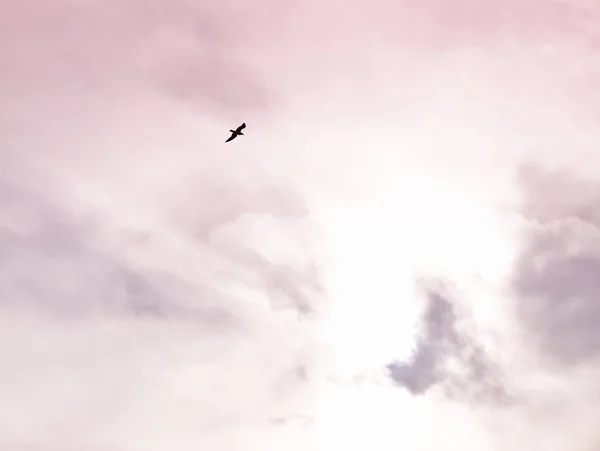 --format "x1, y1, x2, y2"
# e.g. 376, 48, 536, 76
2, 0, 600, 450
